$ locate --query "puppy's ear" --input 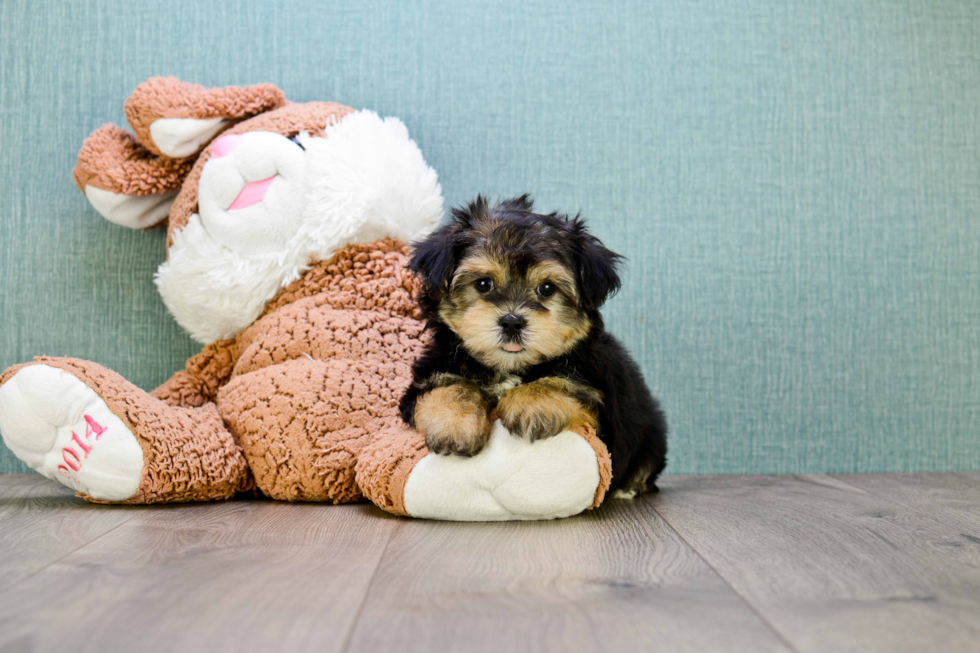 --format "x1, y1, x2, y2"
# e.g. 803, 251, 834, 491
409, 196, 483, 304
565, 217, 623, 310
410, 223, 463, 292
